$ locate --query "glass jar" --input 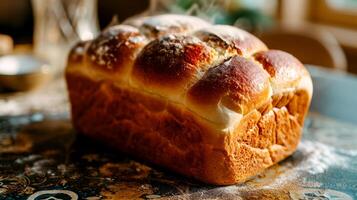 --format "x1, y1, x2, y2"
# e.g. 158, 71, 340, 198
32, 0, 99, 75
